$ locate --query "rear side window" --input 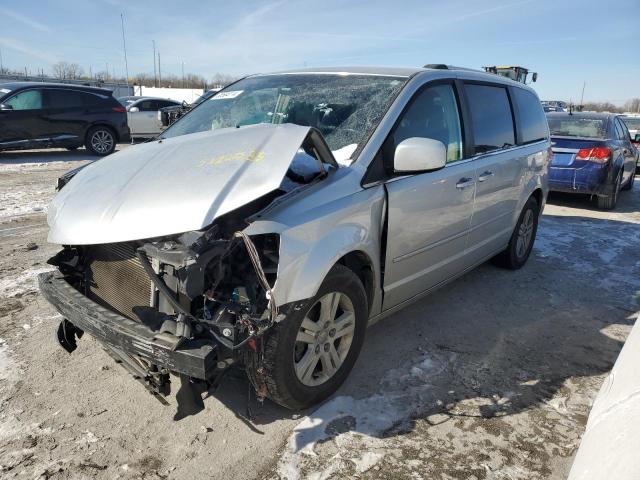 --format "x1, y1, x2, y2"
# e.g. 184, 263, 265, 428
45, 89, 107, 108
4, 89, 43, 110
614, 119, 627, 140
465, 84, 515, 154
512, 88, 548, 144
136, 100, 157, 111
